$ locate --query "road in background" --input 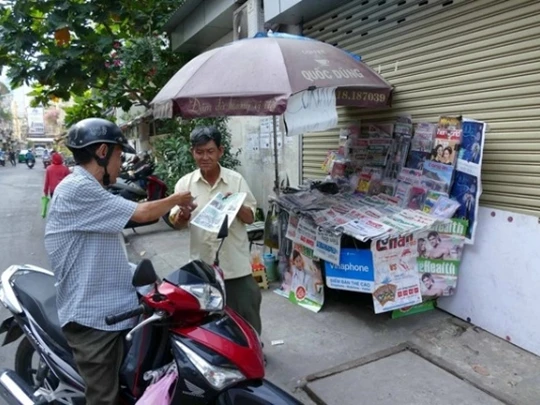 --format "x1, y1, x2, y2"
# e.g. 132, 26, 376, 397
0, 162, 49, 403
